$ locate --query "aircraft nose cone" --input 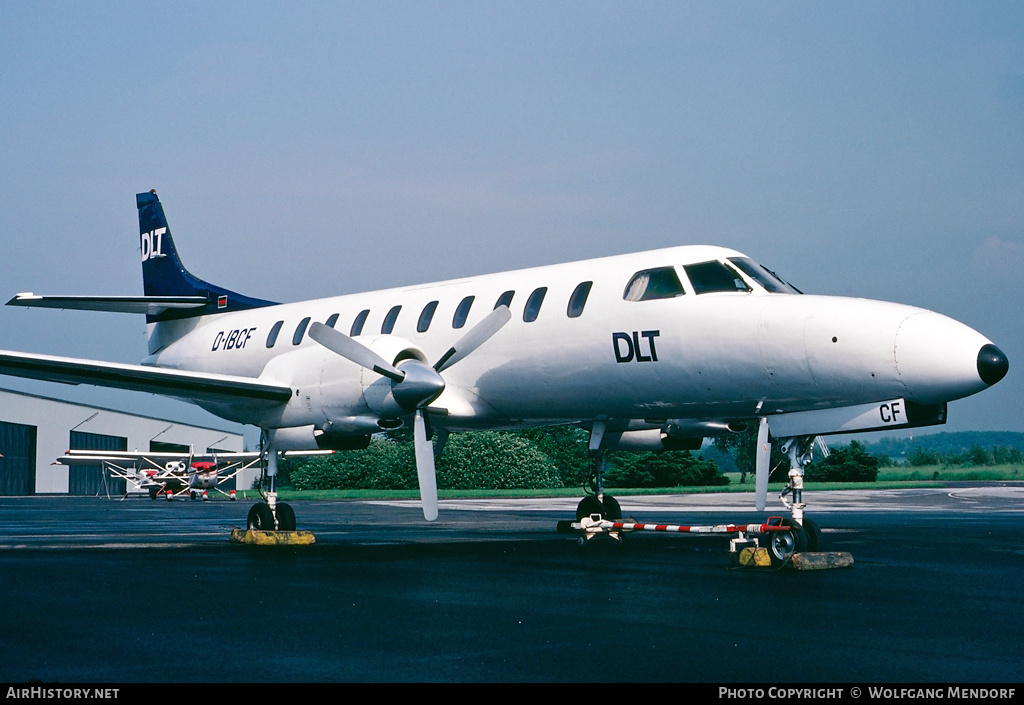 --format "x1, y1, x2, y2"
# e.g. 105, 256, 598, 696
977, 344, 1009, 386
894, 311, 998, 404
